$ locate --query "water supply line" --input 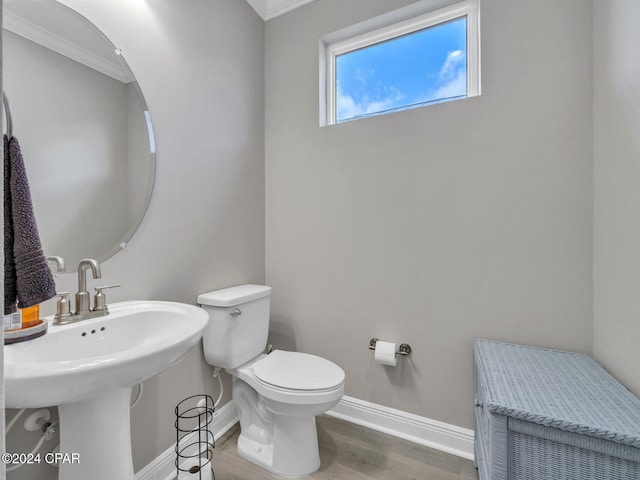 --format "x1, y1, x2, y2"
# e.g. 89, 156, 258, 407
212, 367, 223, 408
6, 408, 26, 434
5, 409, 57, 473
6, 435, 47, 473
